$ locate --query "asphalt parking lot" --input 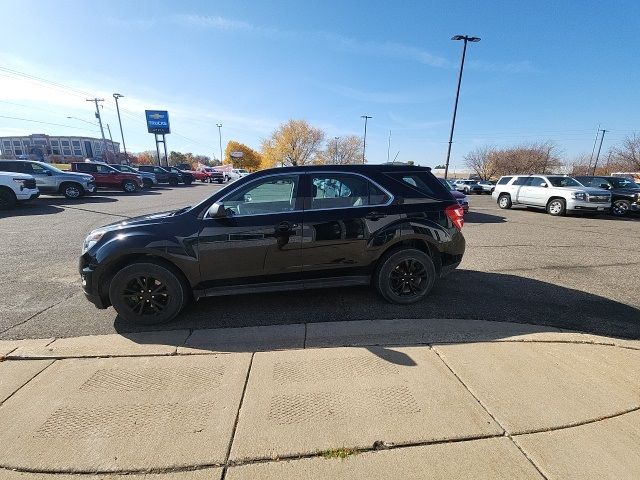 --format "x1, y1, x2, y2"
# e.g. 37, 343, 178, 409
1, 185, 639, 341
